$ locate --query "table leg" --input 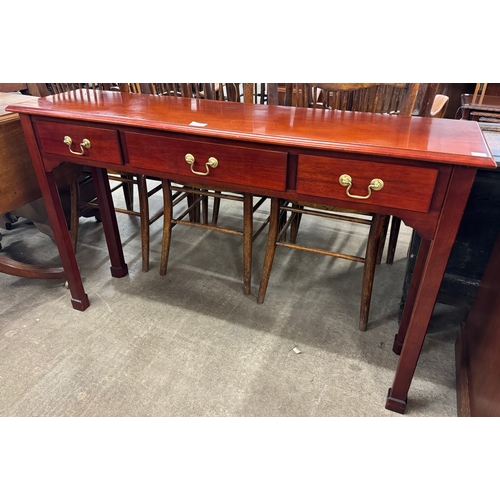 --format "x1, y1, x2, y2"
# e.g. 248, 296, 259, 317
90, 167, 128, 278
386, 167, 476, 414
392, 237, 431, 355
43, 169, 90, 310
